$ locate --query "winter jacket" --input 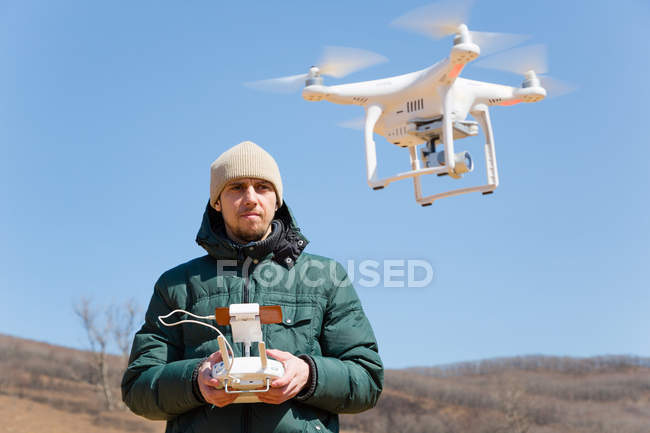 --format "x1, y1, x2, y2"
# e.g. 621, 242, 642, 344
121, 202, 383, 433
